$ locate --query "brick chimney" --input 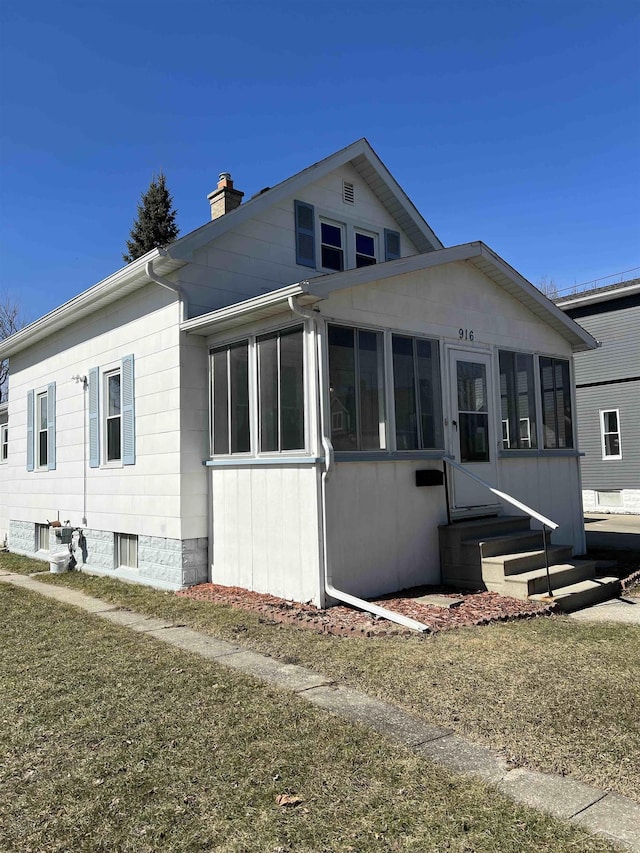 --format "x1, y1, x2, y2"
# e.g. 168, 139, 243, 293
207, 172, 244, 220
